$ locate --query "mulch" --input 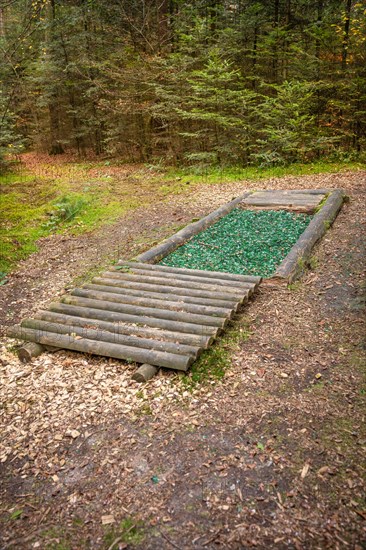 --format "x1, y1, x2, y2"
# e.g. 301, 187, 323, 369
0, 169, 365, 549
